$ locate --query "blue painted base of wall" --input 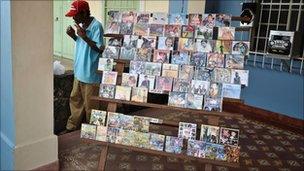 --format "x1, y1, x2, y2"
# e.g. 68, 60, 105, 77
242, 66, 304, 120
